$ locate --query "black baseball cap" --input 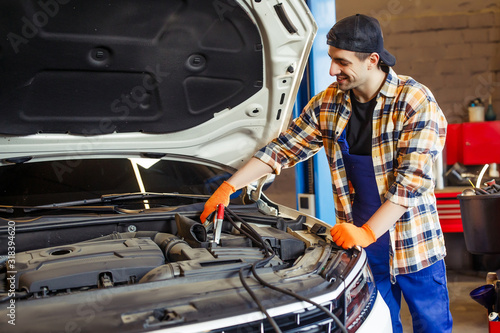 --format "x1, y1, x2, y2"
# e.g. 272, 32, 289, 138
326, 14, 396, 67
